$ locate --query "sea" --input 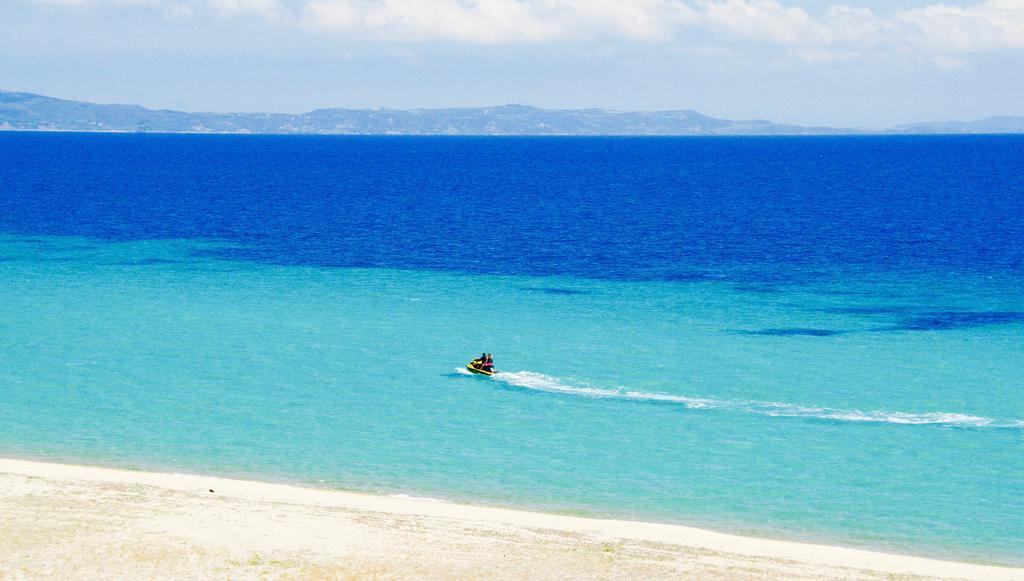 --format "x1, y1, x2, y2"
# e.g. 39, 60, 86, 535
1, 132, 1022, 565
